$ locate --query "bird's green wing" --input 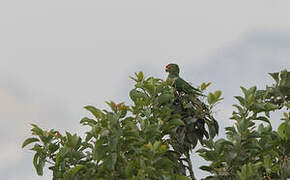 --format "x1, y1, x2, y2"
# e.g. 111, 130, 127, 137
175, 77, 201, 94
